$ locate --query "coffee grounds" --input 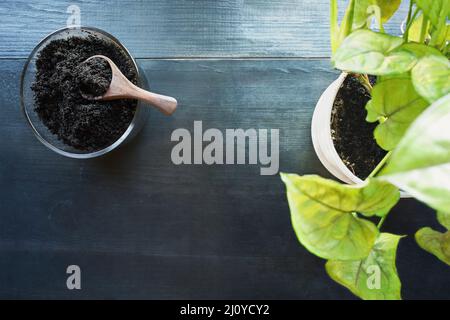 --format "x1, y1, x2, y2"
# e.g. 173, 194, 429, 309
76, 57, 112, 98
32, 34, 137, 152
331, 75, 386, 179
